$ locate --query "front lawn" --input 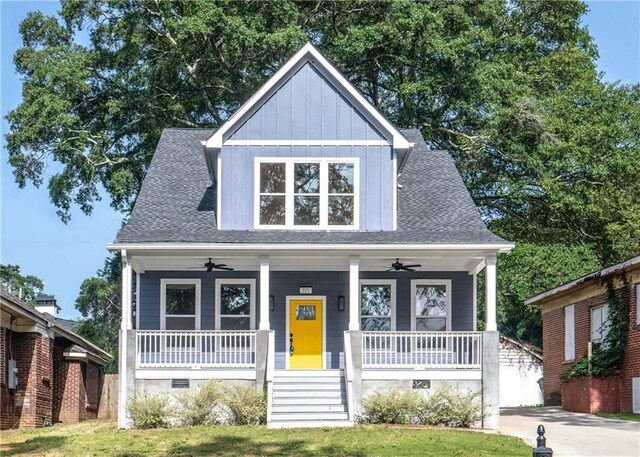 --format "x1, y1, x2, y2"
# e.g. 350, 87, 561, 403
595, 412, 640, 423
0, 420, 529, 456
